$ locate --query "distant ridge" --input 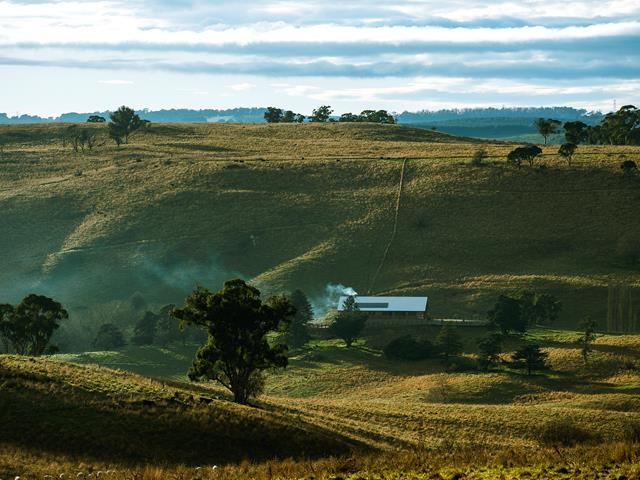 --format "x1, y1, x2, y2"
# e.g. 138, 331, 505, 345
0, 106, 603, 125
